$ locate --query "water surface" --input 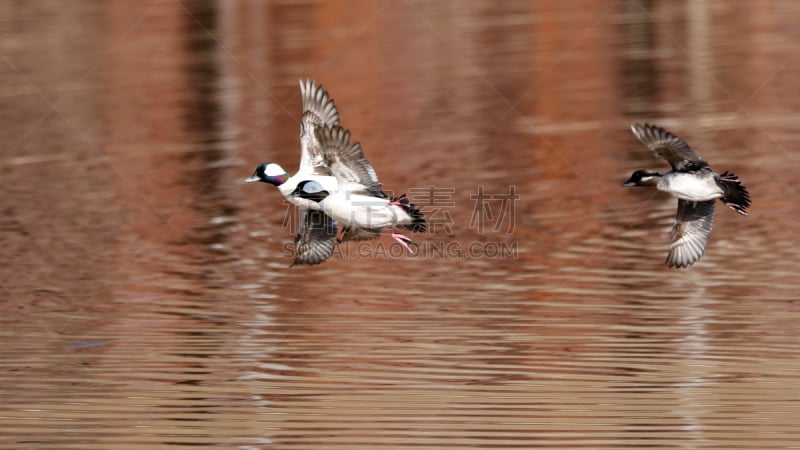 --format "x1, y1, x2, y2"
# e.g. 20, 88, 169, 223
1, 1, 799, 449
